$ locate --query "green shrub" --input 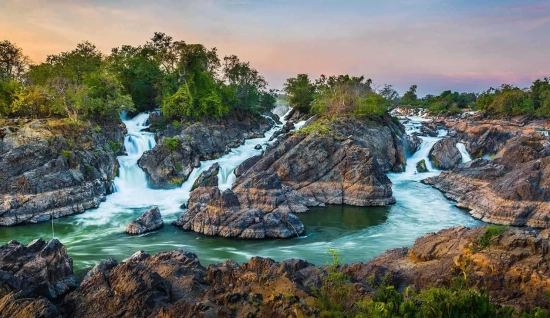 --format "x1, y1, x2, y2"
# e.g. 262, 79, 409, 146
161, 84, 194, 120
175, 163, 183, 172
172, 120, 181, 129
163, 136, 180, 152
476, 225, 508, 250
61, 149, 72, 159
93, 125, 101, 132
108, 141, 122, 152
313, 249, 352, 317
299, 120, 332, 136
